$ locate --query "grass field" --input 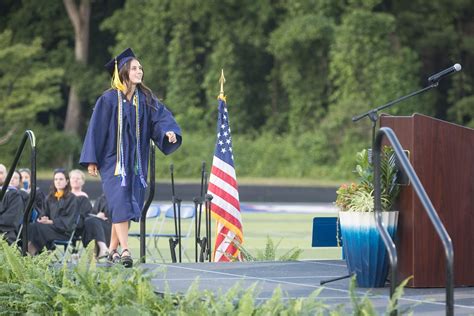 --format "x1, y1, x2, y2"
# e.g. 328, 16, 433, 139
127, 211, 342, 263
